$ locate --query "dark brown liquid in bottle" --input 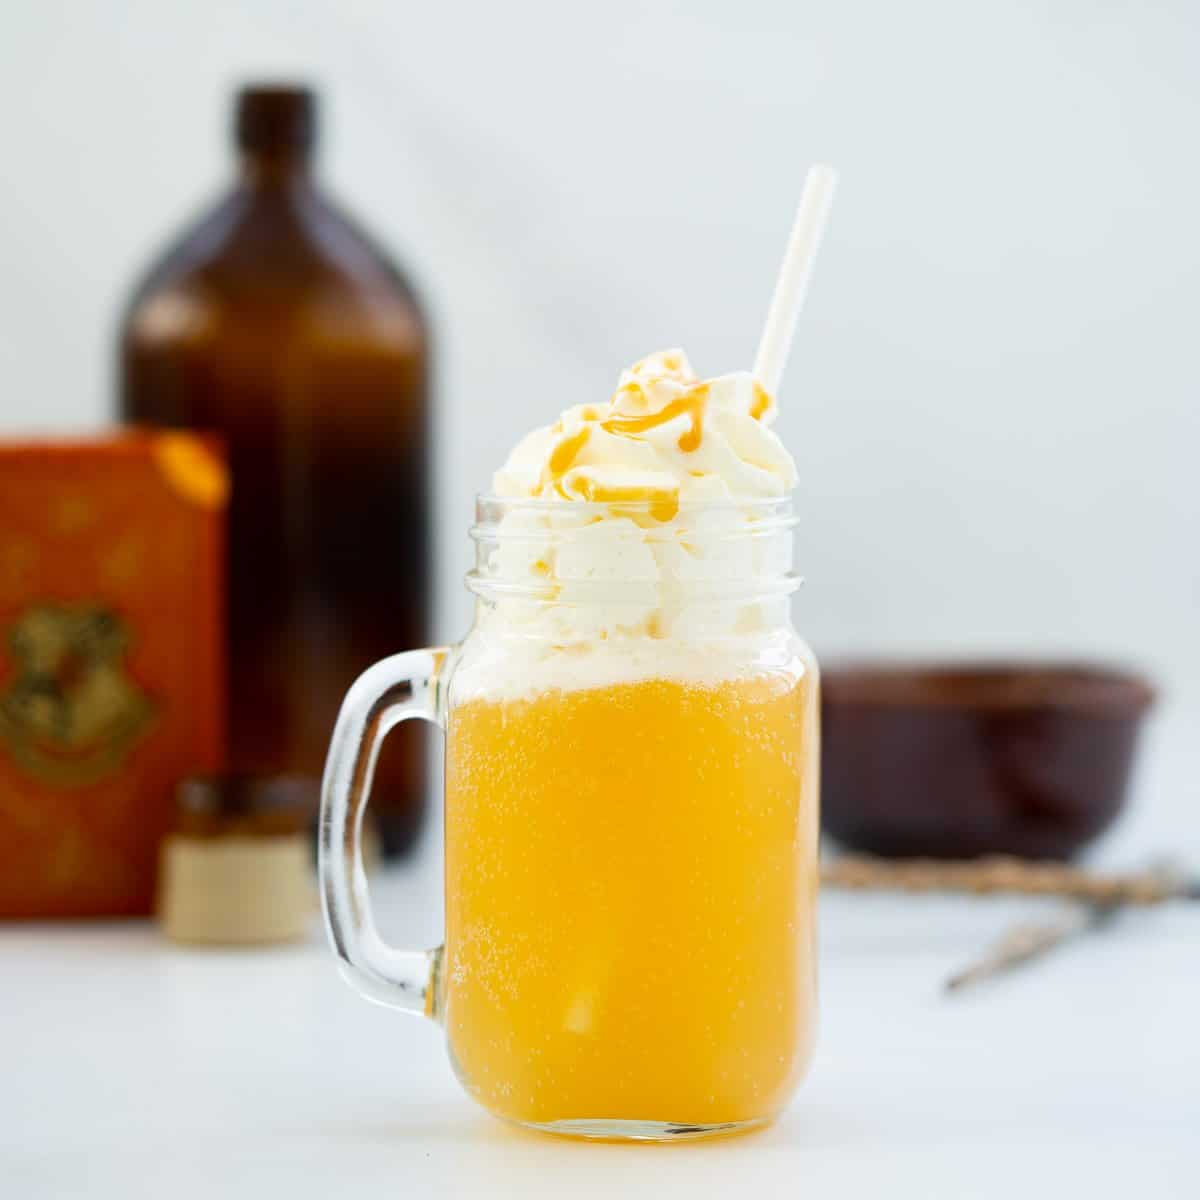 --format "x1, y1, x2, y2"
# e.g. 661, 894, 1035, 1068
119, 86, 428, 852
